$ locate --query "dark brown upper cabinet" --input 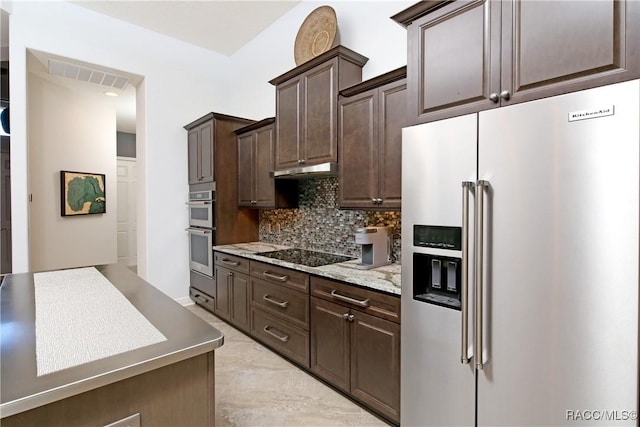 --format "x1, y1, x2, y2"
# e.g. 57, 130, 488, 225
392, 0, 640, 125
187, 119, 214, 185
185, 113, 253, 189
236, 118, 297, 209
184, 113, 259, 244
338, 67, 407, 210
270, 46, 369, 171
